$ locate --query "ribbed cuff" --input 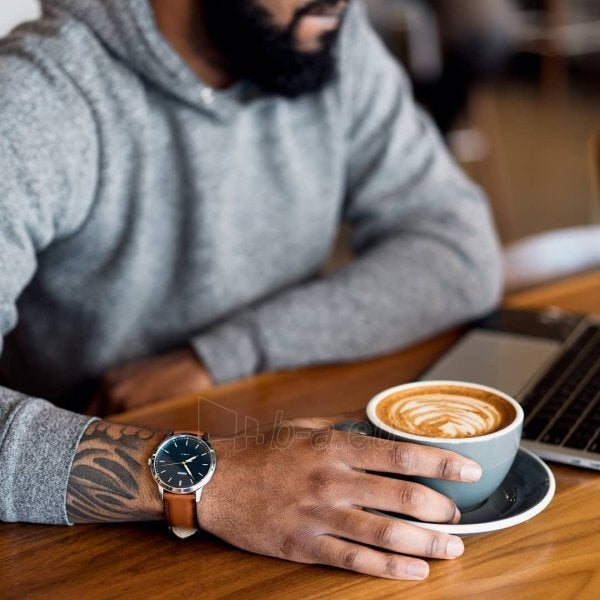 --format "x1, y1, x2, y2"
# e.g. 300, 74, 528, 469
190, 319, 263, 384
0, 391, 98, 525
